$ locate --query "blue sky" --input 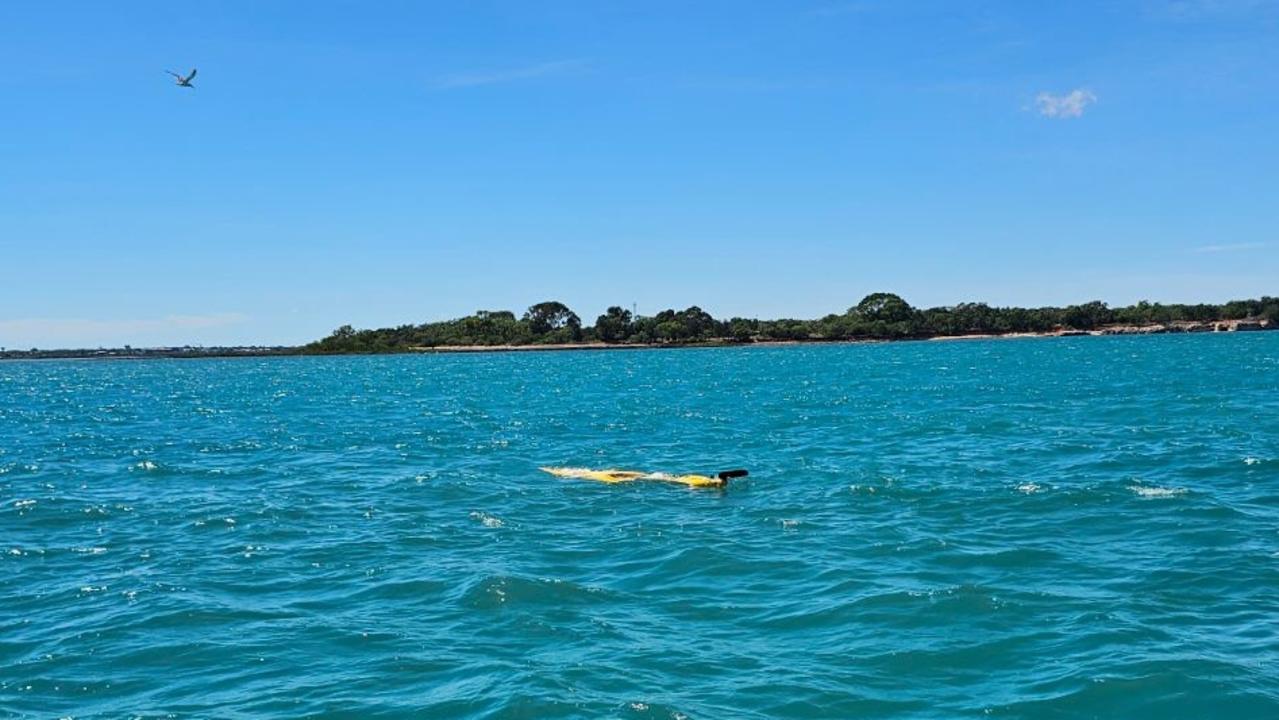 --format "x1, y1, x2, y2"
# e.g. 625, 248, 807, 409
1, 1, 1276, 348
